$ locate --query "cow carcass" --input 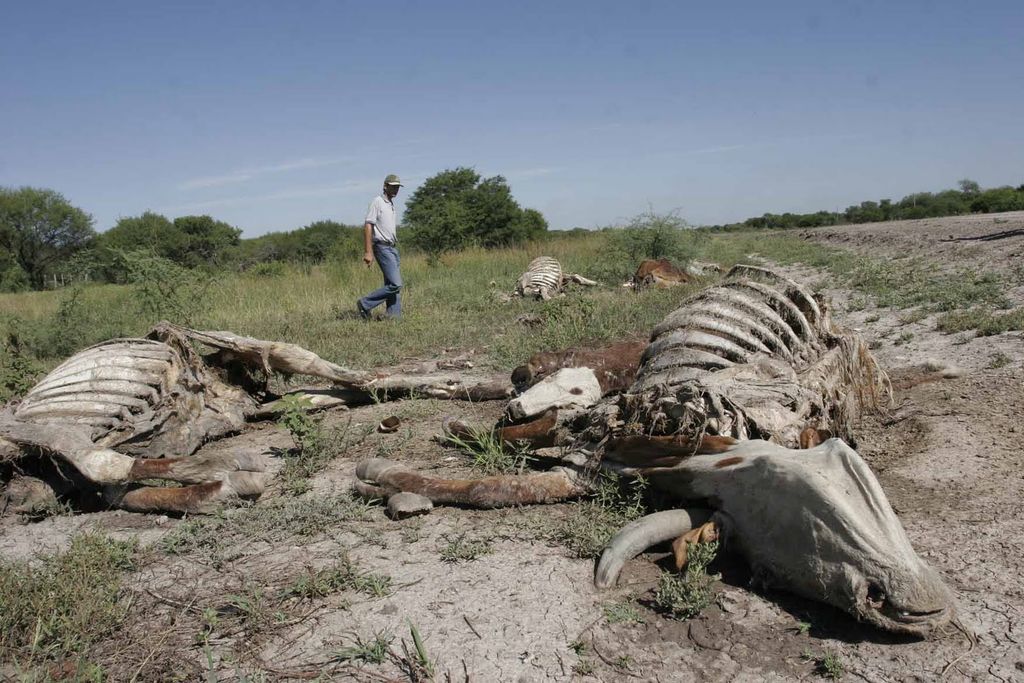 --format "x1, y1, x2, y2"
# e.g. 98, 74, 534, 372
355, 265, 955, 636
0, 323, 511, 514
512, 256, 597, 300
